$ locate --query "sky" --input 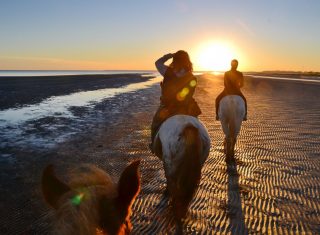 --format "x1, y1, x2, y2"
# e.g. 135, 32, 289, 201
0, 0, 319, 72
